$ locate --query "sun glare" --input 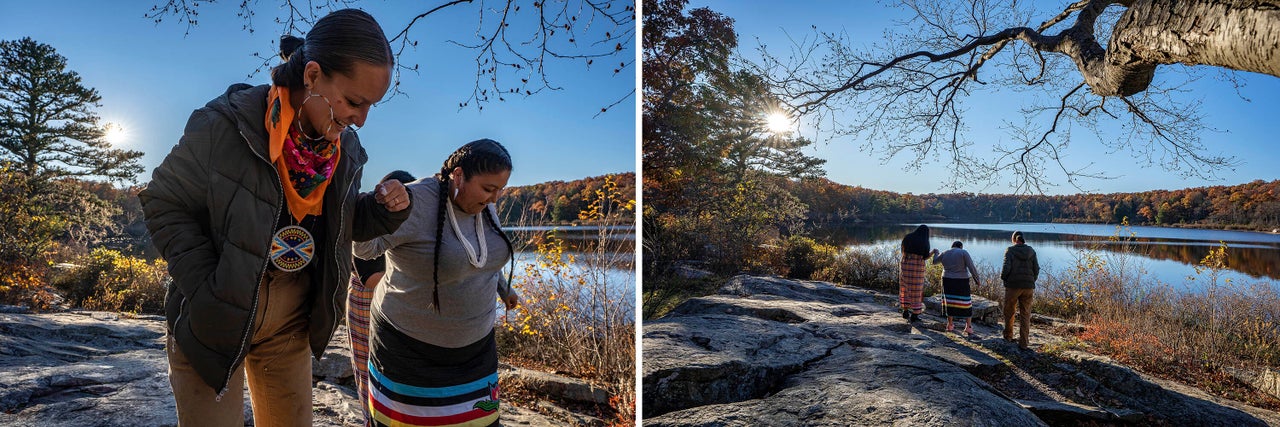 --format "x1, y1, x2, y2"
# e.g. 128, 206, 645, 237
103, 123, 126, 145
766, 112, 791, 134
